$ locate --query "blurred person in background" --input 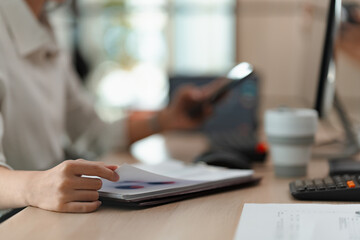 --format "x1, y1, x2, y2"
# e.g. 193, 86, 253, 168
337, 3, 360, 63
0, 0, 217, 214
